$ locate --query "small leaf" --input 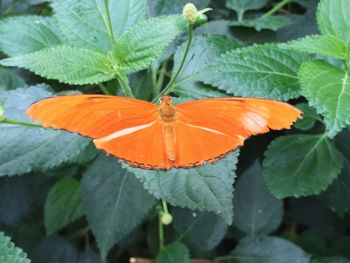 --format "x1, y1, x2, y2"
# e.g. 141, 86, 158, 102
299, 61, 350, 137
81, 154, 157, 260
233, 160, 283, 235
0, 46, 114, 85
317, 0, 350, 44
0, 67, 26, 91
263, 134, 344, 198
173, 207, 228, 251
116, 15, 186, 73
295, 103, 320, 131
230, 15, 291, 31
233, 236, 311, 263
226, 0, 267, 16
172, 35, 240, 99
281, 35, 348, 60
0, 176, 31, 226
199, 44, 308, 100
51, 0, 147, 52
156, 242, 190, 263
0, 232, 31, 263
45, 177, 84, 235
128, 152, 239, 224
32, 235, 79, 263
0, 85, 95, 176
0, 16, 62, 56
